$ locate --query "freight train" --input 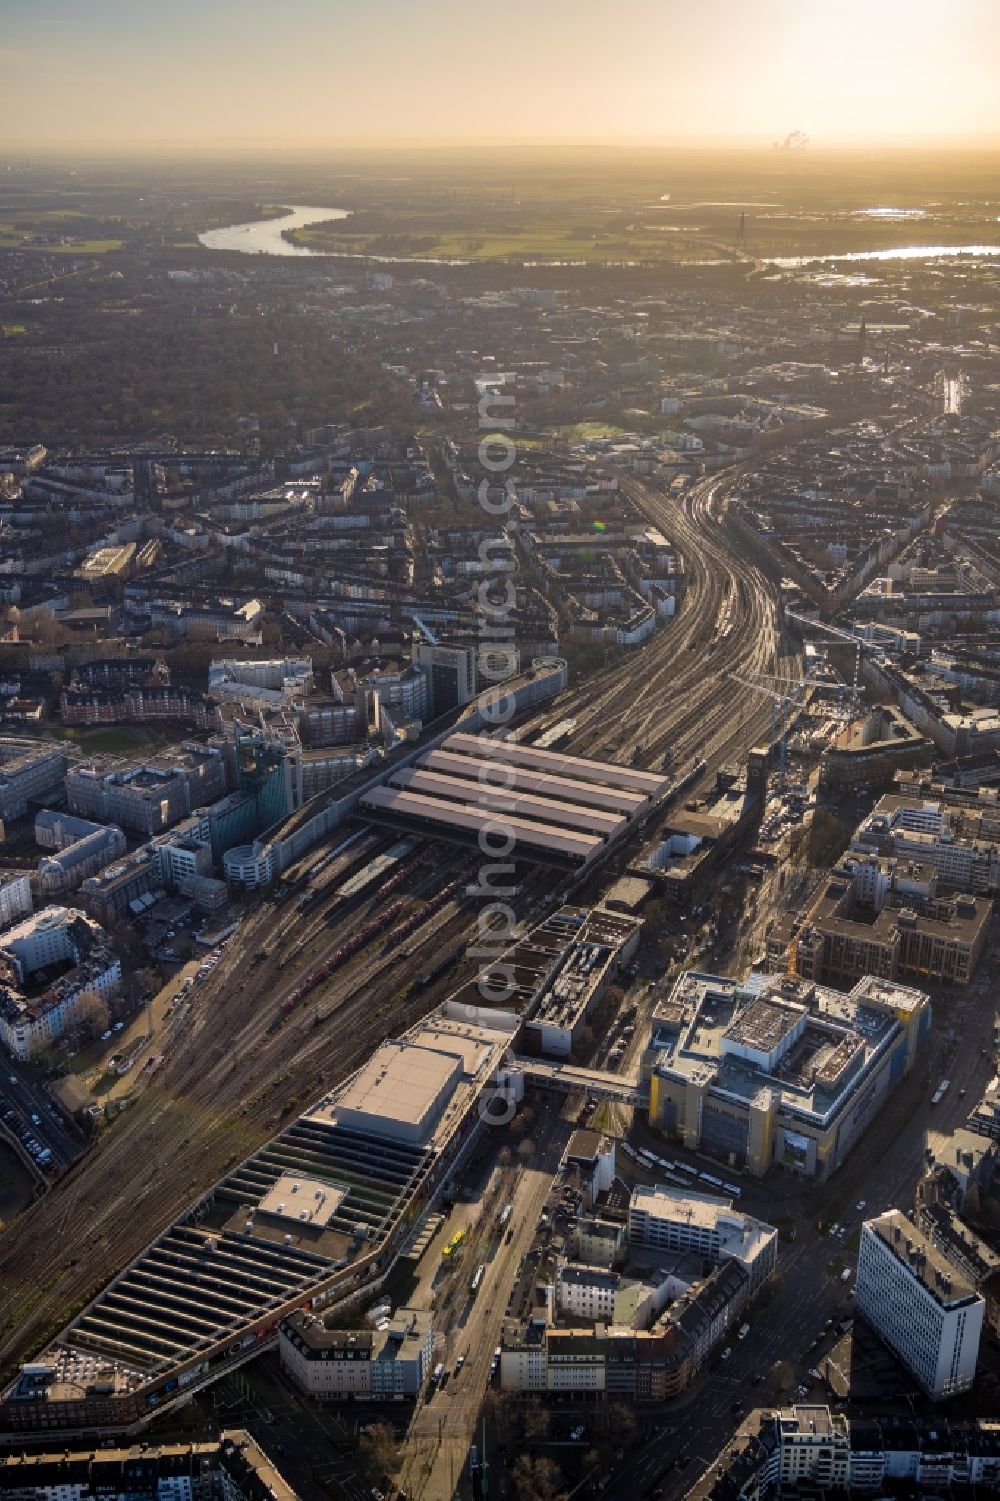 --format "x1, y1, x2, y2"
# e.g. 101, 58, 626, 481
277, 900, 406, 1021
